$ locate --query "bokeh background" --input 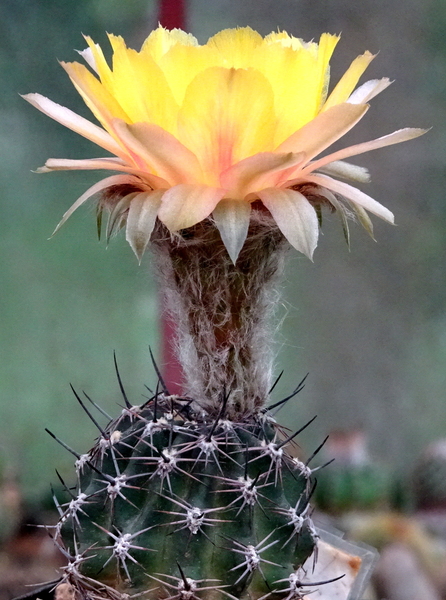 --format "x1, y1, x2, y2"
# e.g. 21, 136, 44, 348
1, 0, 445, 596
